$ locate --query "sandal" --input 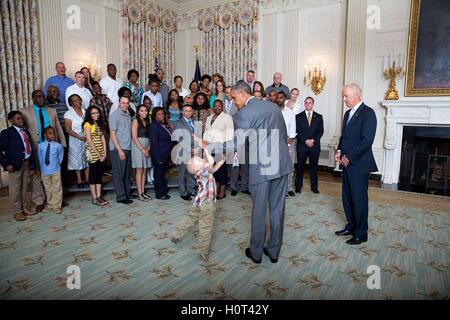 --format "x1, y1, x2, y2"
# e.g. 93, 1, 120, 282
98, 197, 109, 205
92, 198, 104, 206
138, 194, 149, 202
142, 193, 152, 200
